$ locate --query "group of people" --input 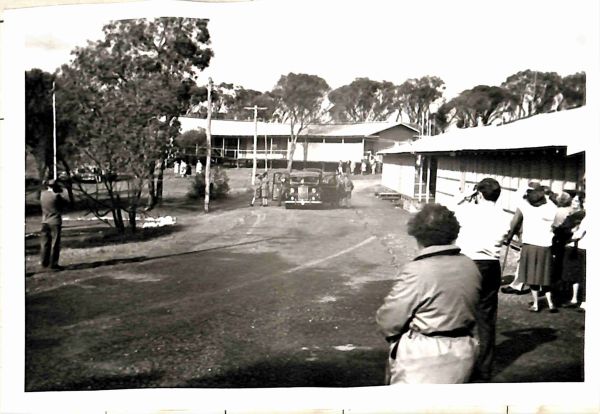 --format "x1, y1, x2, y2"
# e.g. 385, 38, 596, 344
337, 172, 354, 208
502, 185, 587, 312
250, 172, 270, 207
337, 158, 381, 176
173, 160, 202, 177
376, 177, 587, 384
